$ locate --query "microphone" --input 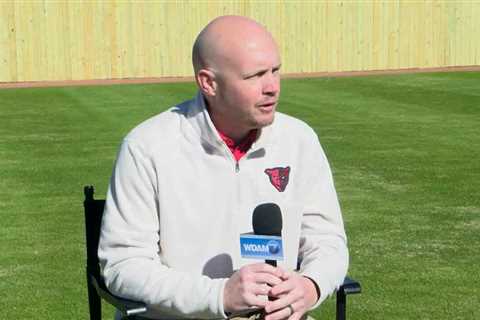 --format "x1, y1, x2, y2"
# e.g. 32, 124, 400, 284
239, 203, 284, 265
251, 203, 283, 302
252, 203, 282, 267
